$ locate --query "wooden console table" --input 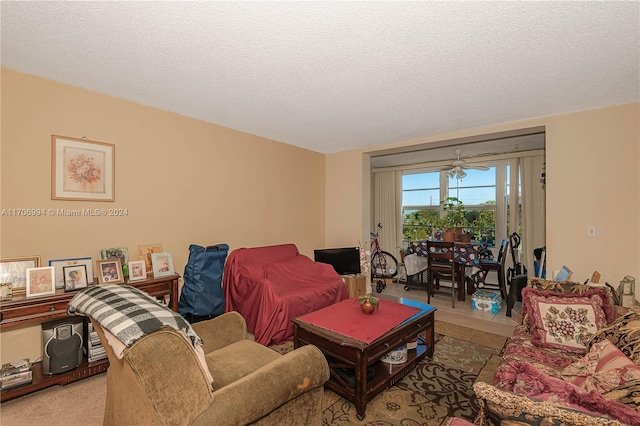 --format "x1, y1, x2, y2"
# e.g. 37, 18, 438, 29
0, 273, 180, 401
